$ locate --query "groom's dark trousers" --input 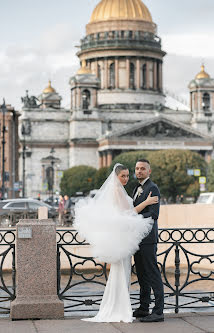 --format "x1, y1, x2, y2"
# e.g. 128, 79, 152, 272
133, 179, 164, 315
